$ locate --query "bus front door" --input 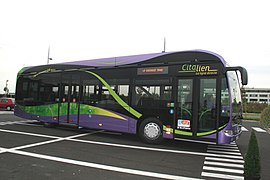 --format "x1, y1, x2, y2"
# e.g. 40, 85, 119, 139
59, 74, 80, 125
175, 78, 217, 142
